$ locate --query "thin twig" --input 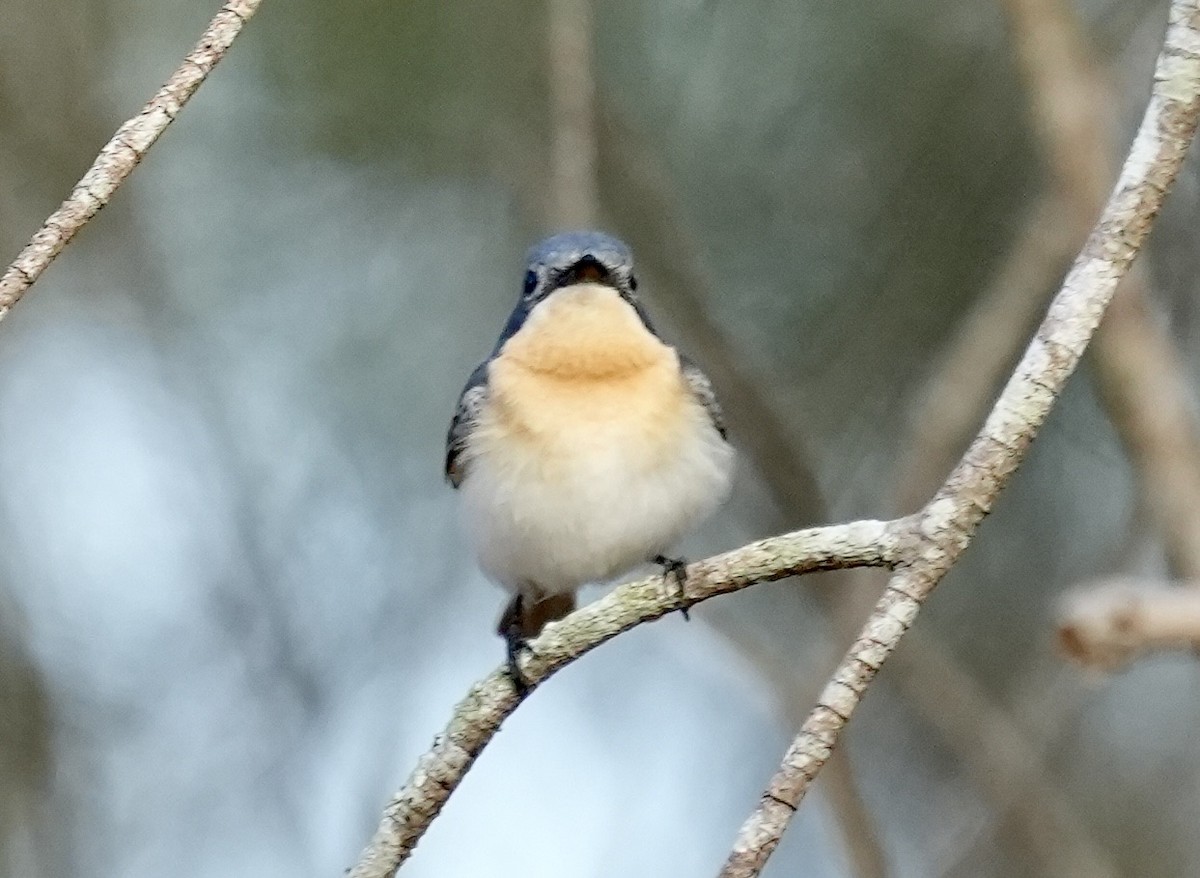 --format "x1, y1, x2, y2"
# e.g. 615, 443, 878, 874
1093, 288, 1200, 578
346, 520, 903, 878
718, 4, 1200, 873
0, 0, 263, 322
820, 750, 888, 878
1058, 578, 1200, 668
709, 618, 889, 878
